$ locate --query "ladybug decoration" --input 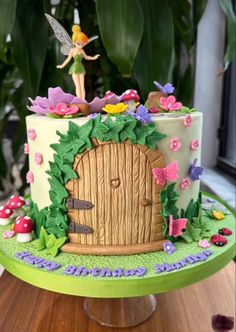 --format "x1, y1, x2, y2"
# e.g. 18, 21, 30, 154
218, 228, 232, 236
210, 234, 227, 247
